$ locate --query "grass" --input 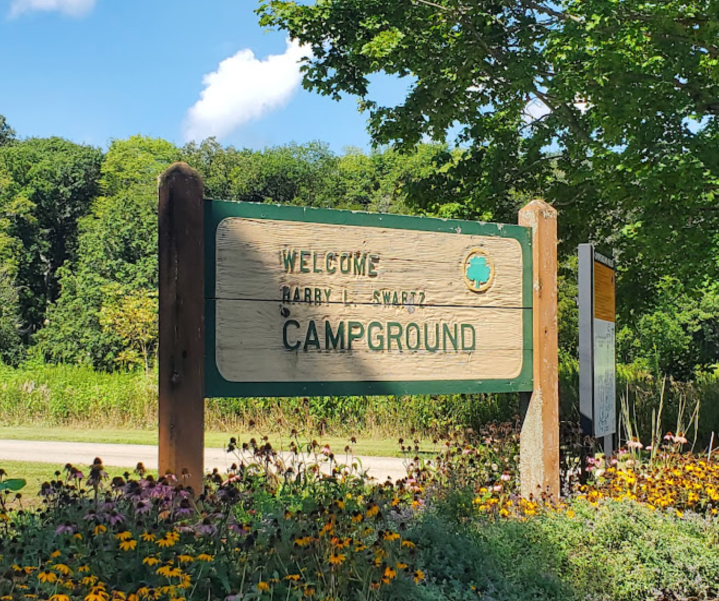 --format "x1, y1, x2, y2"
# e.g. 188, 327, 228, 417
0, 426, 425, 458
